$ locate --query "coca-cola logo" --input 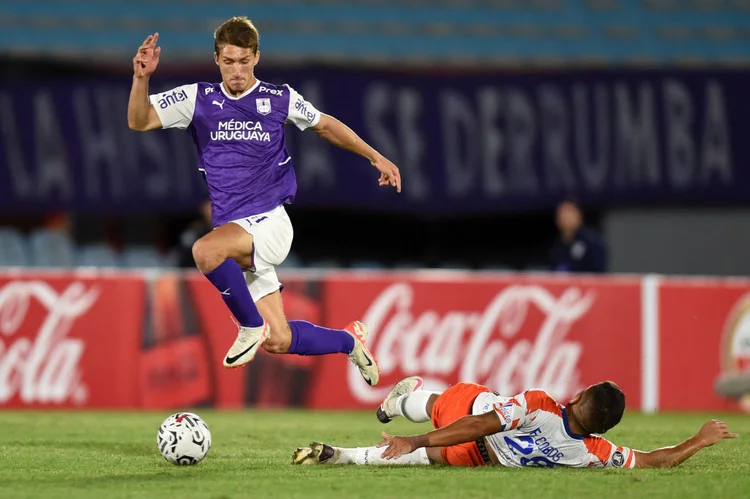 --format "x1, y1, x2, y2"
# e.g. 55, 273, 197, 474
0, 280, 99, 405
348, 282, 595, 404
